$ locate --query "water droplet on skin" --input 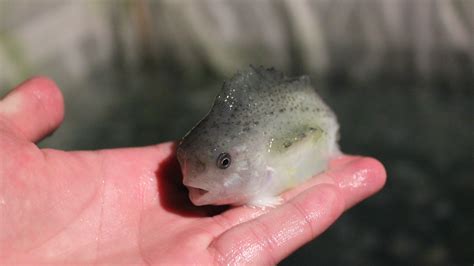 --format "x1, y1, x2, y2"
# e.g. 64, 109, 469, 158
338, 168, 369, 189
